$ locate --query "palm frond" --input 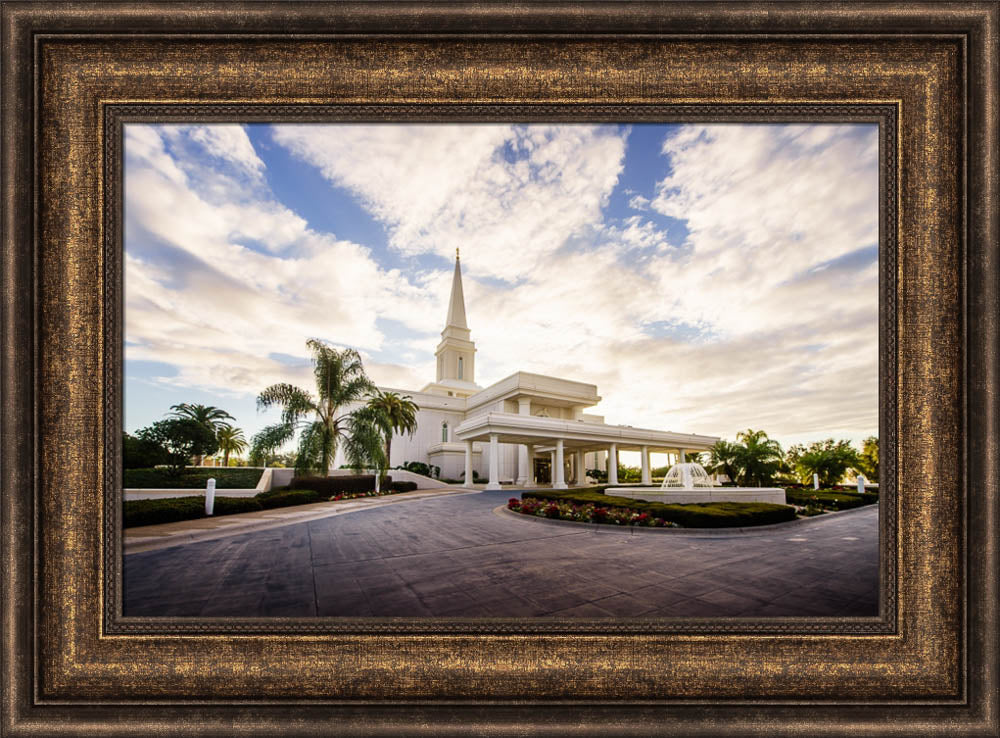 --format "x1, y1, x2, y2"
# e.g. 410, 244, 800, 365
249, 423, 296, 464
343, 409, 387, 473
295, 421, 329, 475
257, 383, 318, 425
